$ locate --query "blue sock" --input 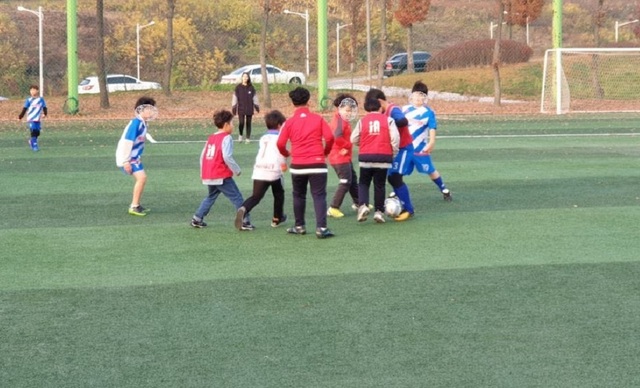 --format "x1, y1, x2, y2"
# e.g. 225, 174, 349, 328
433, 177, 446, 191
394, 184, 414, 214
